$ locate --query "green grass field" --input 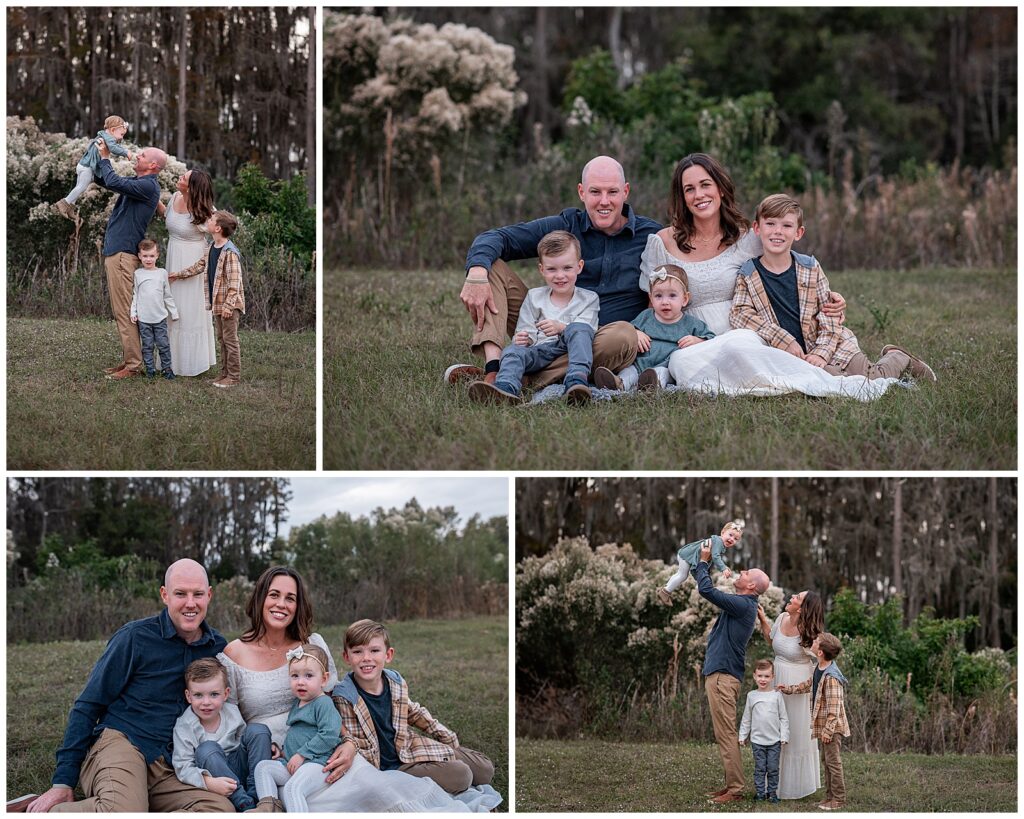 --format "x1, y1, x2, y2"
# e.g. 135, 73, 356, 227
323, 266, 1016, 470
7, 616, 508, 811
515, 737, 1016, 812
7, 317, 315, 469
